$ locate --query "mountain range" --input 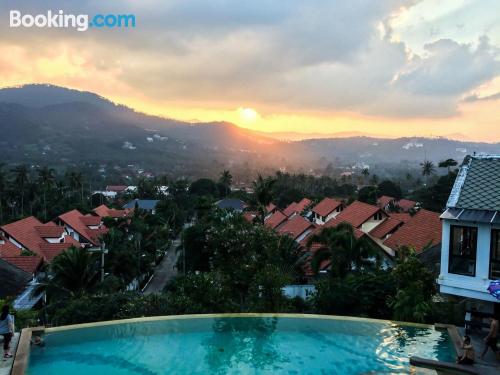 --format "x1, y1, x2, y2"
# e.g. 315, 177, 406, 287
0, 84, 499, 177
